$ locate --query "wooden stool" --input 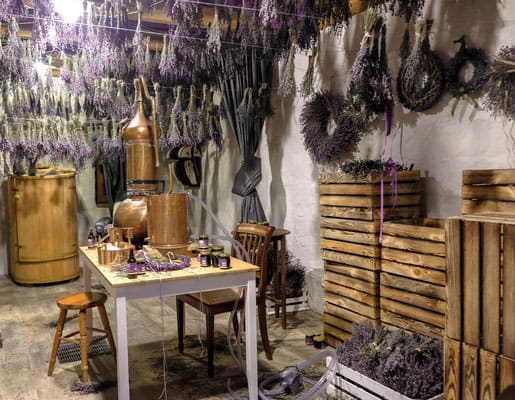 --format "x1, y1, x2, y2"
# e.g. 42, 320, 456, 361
47, 292, 116, 382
